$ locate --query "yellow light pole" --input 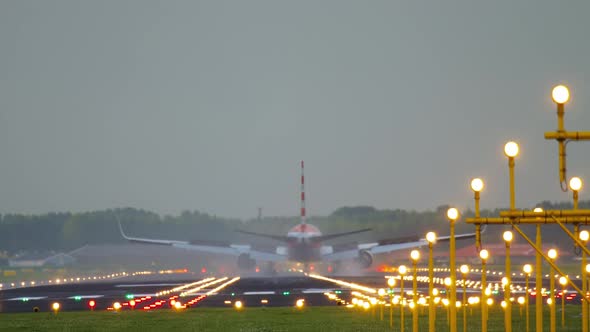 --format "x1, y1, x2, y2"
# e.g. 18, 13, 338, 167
410, 250, 420, 332
533, 207, 544, 332
479, 249, 489, 332
426, 231, 437, 332
570, 177, 583, 210
471, 178, 484, 250
551, 84, 570, 186
581, 229, 590, 332
503, 230, 513, 332
559, 276, 567, 329
444, 277, 452, 326
399, 265, 408, 332
447, 207, 459, 332
517, 297, 525, 316
523, 264, 532, 332
460, 264, 469, 332
388, 277, 396, 329
470, 178, 484, 217
503, 142, 517, 332
570, 175, 584, 331
378, 288, 386, 321
504, 141, 519, 210
548, 248, 558, 332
